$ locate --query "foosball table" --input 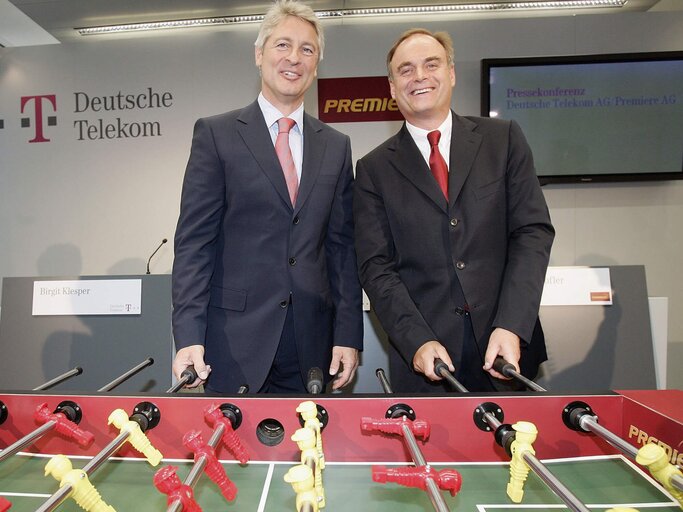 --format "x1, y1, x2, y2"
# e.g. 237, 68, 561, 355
1, 388, 682, 511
